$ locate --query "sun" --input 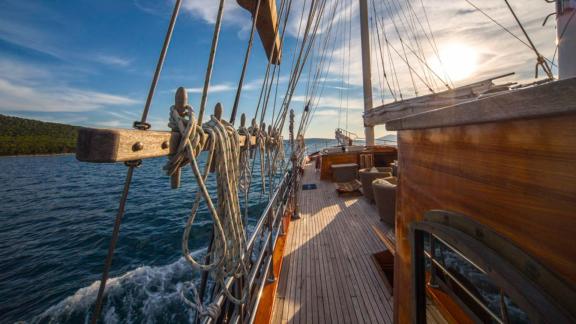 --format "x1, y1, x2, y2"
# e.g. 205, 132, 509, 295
429, 43, 479, 83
